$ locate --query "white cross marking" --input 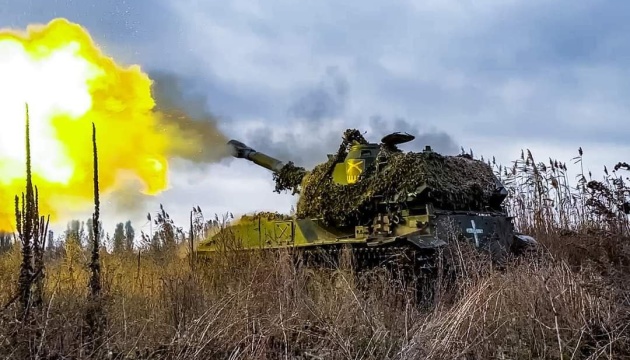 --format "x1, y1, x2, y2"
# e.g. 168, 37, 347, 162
466, 220, 484, 247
